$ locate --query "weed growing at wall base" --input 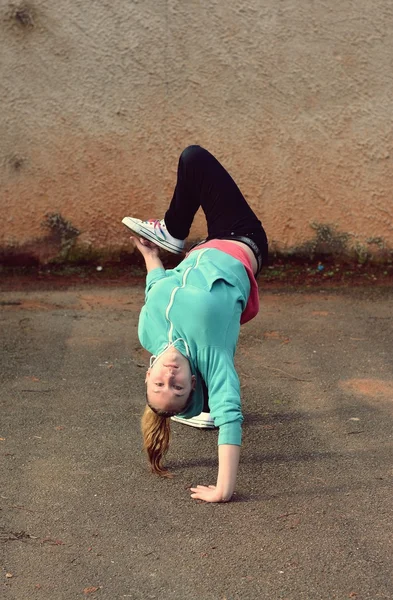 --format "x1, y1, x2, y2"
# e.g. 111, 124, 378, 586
42, 213, 80, 261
